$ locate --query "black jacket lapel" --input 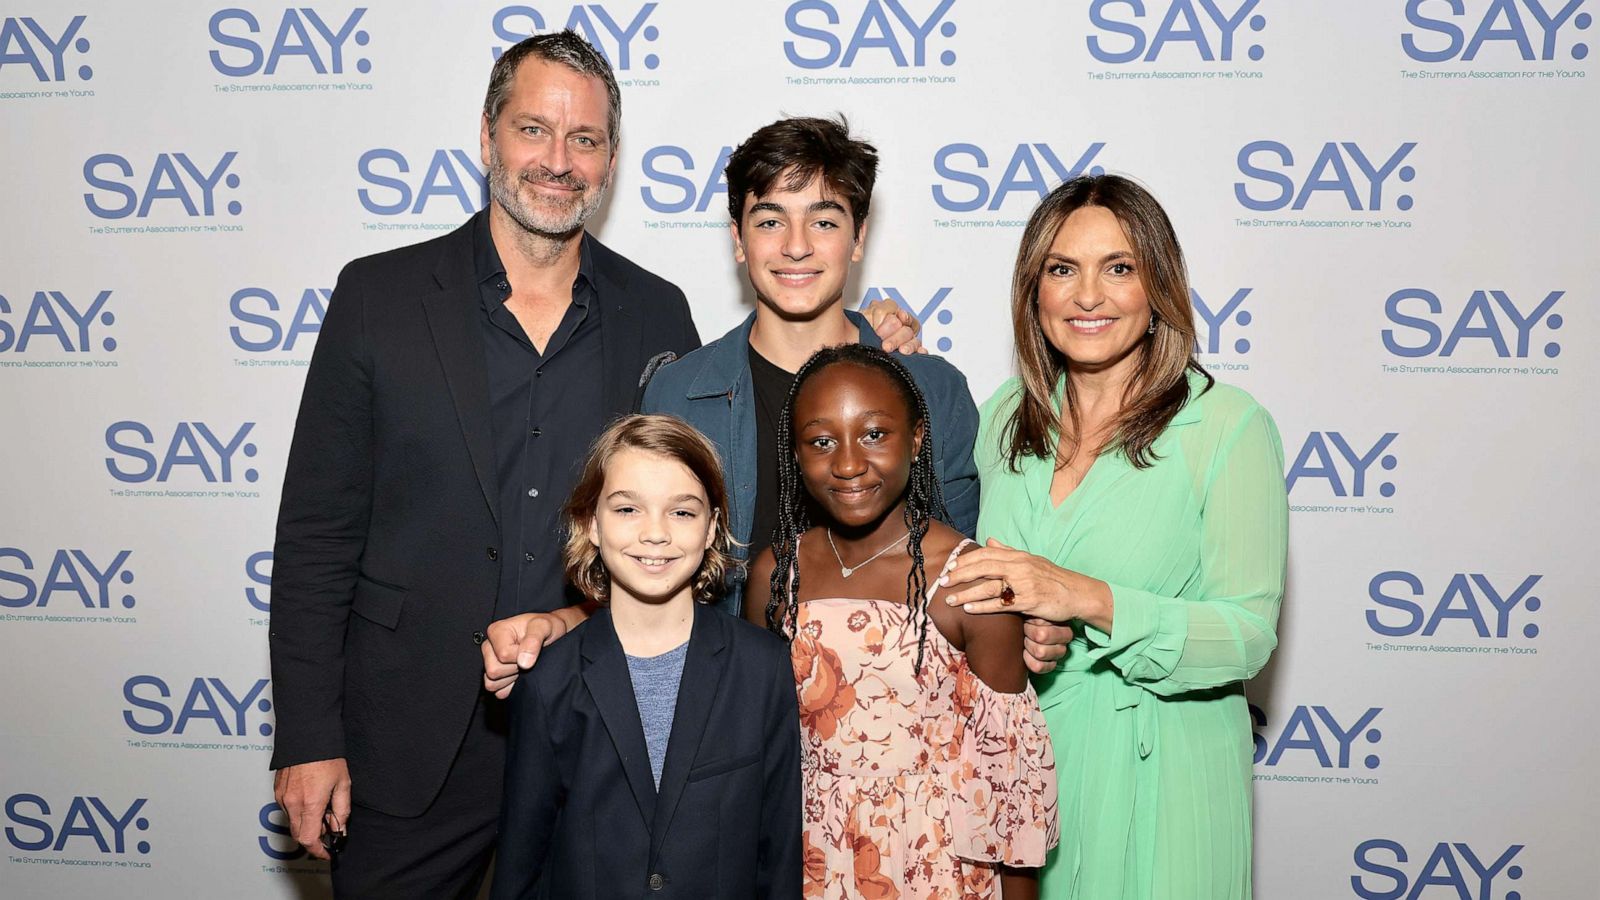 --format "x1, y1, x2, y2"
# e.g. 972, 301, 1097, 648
580, 610, 658, 827
420, 222, 499, 526
649, 605, 728, 865
590, 234, 646, 417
